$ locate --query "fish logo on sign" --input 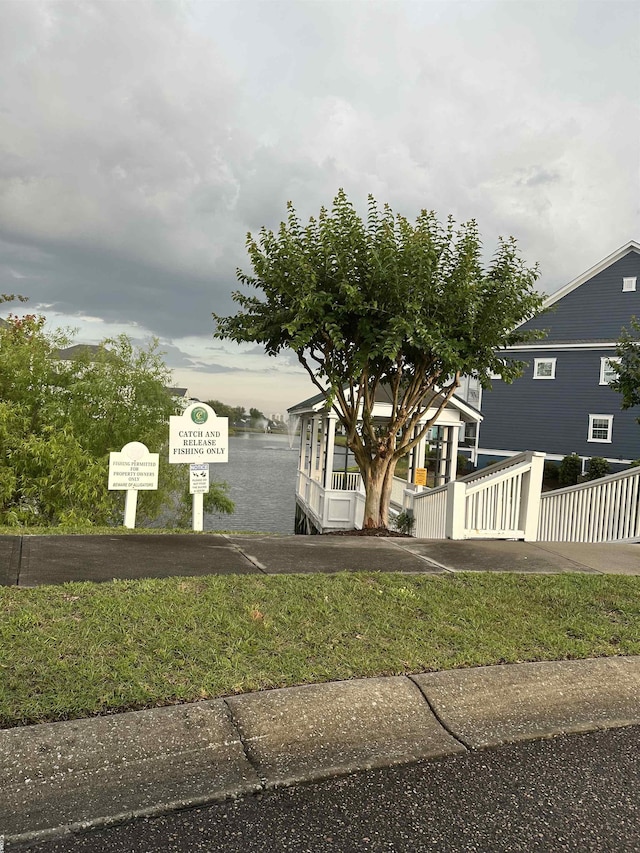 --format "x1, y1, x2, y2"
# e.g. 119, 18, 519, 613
191, 407, 208, 425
